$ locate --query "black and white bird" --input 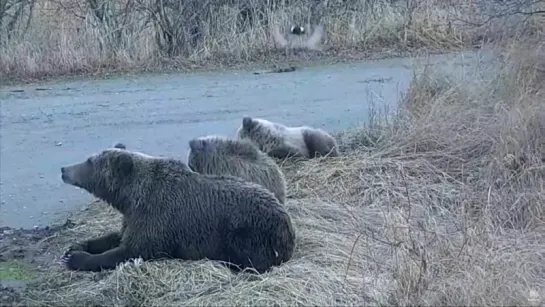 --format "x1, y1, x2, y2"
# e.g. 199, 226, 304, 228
272, 24, 325, 52
290, 25, 305, 35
